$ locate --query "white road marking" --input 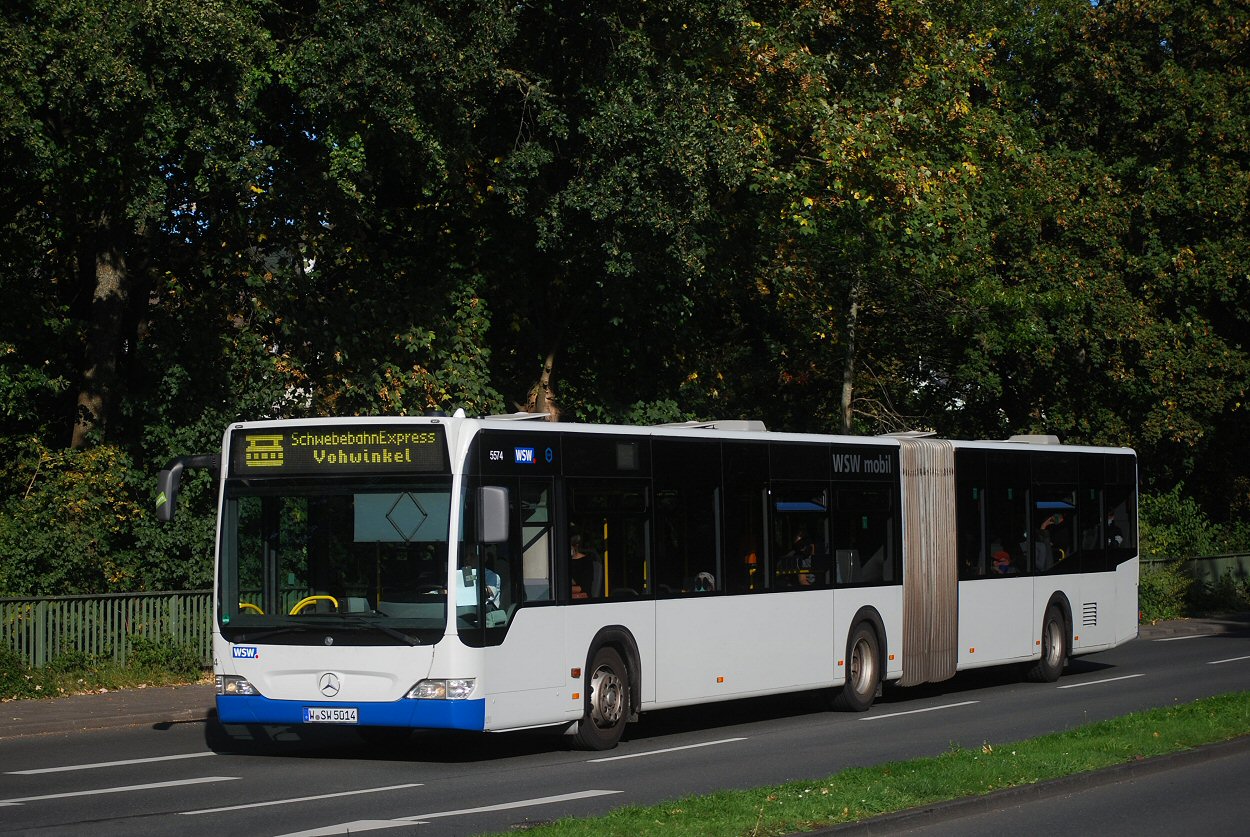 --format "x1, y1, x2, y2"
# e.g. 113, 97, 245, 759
1208, 654, 1250, 665
7, 751, 216, 775
0, 776, 238, 807
1056, 673, 1145, 689
858, 701, 979, 721
1154, 634, 1214, 642
180, 783, 422, 815
273, 789, 623, 836
587, 737, 747, 762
